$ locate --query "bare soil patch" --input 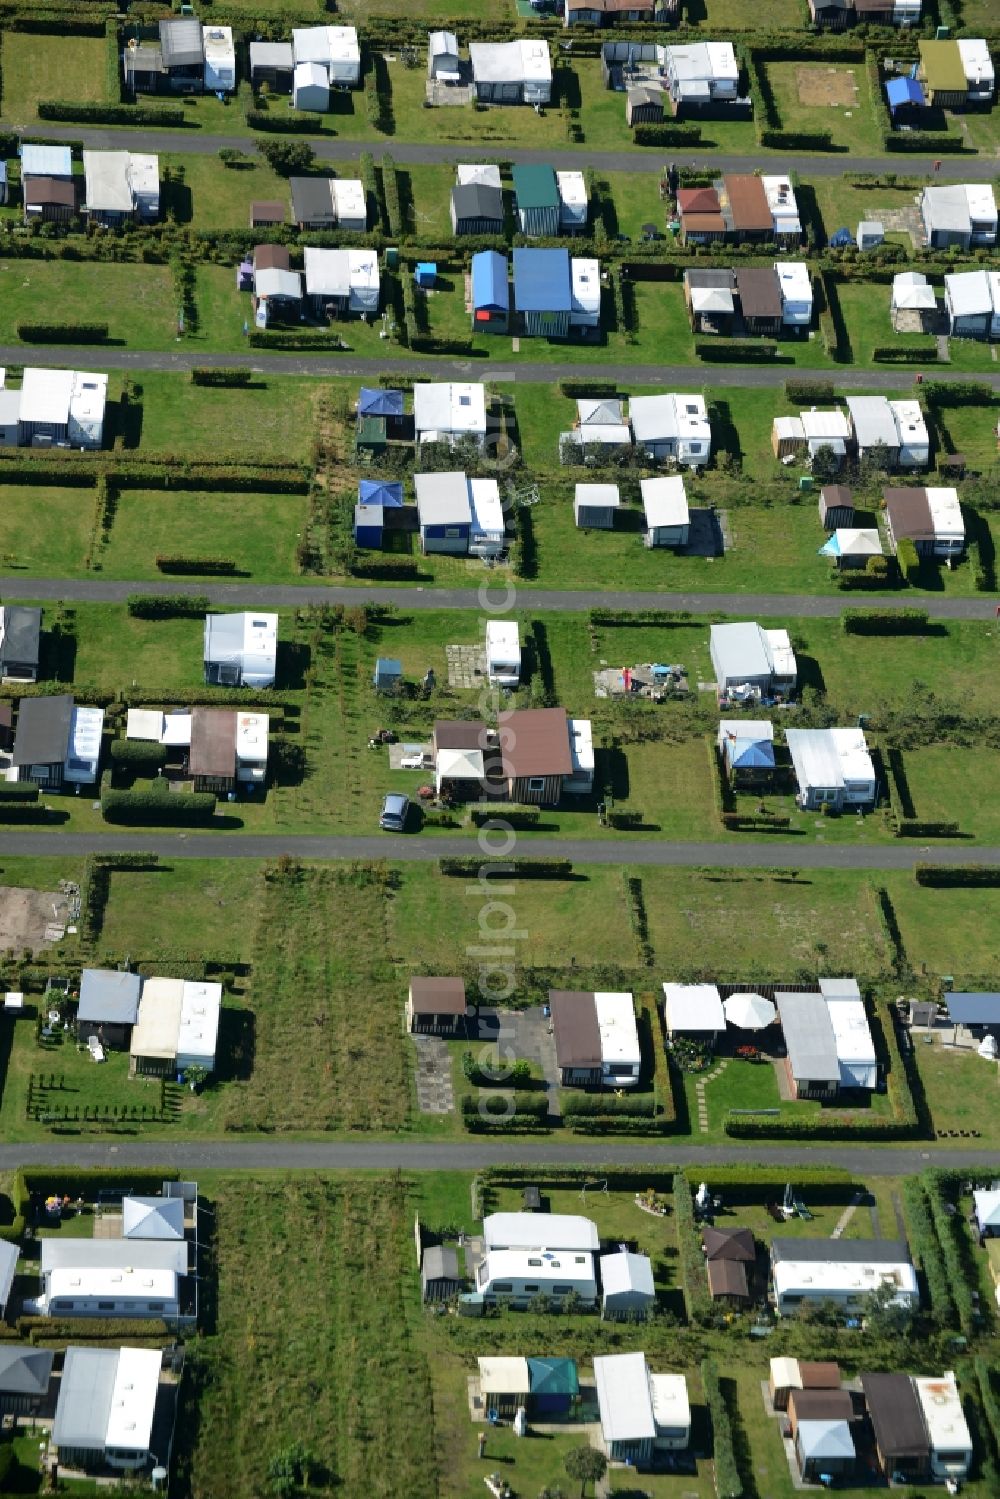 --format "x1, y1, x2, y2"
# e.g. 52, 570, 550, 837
796, 66, 858, 108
